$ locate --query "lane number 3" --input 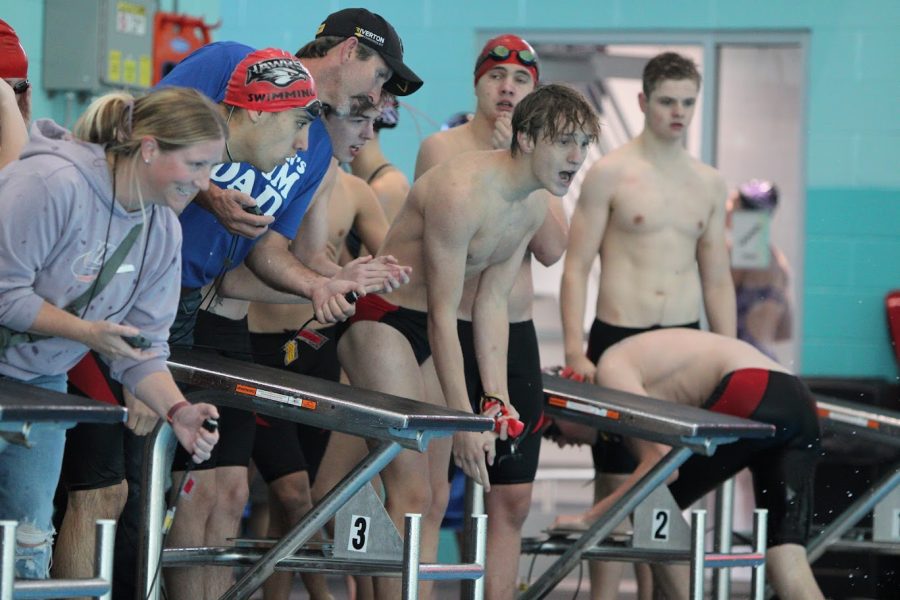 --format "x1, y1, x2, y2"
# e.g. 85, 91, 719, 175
348, 514, 369, 552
